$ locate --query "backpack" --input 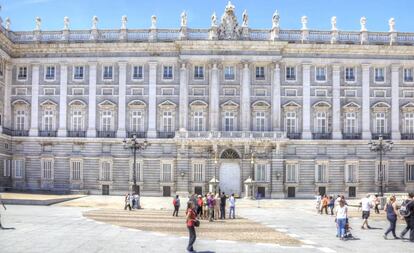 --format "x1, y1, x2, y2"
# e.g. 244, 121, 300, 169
399, 200, 412, 217
173, 199, 177, 206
